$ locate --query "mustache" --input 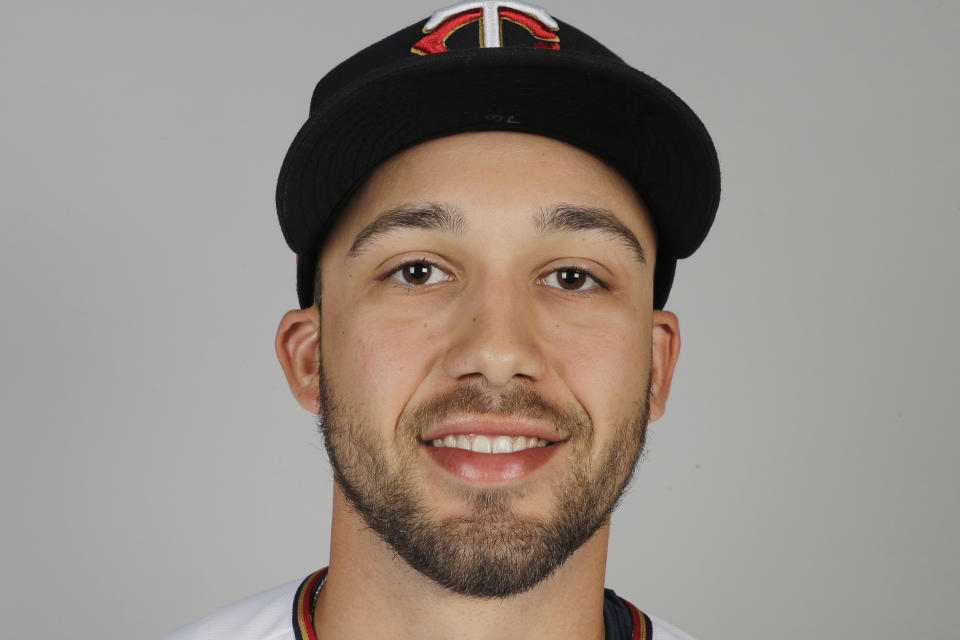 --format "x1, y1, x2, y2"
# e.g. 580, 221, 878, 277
400, 382, 591, 439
